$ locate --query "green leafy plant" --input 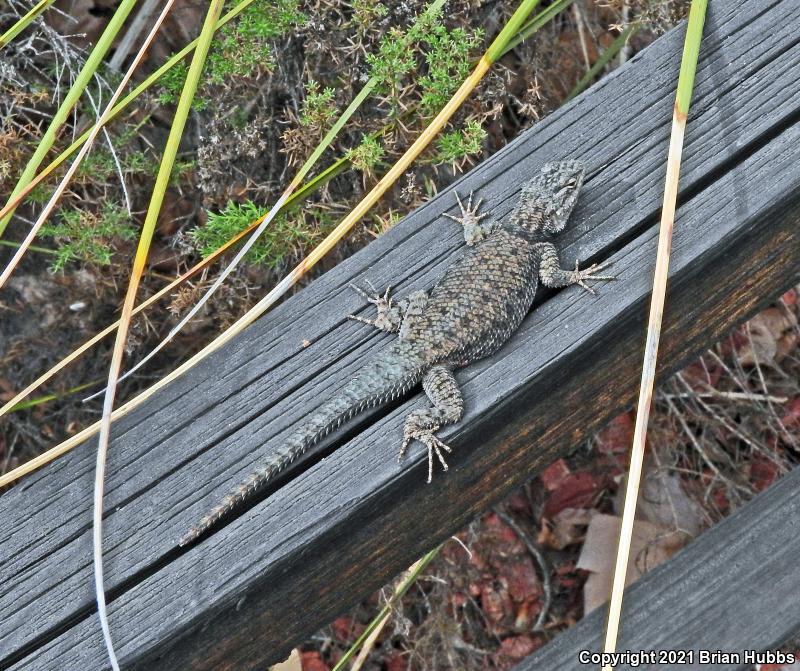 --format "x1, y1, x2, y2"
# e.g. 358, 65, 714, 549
40, 203, 136, 271
346, 135, 384, 173
435, 119, 486, 167
158, 0, 306, 105
190, 200, 332, 269
300, 80, 337, 130
418, 24, 484, 117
